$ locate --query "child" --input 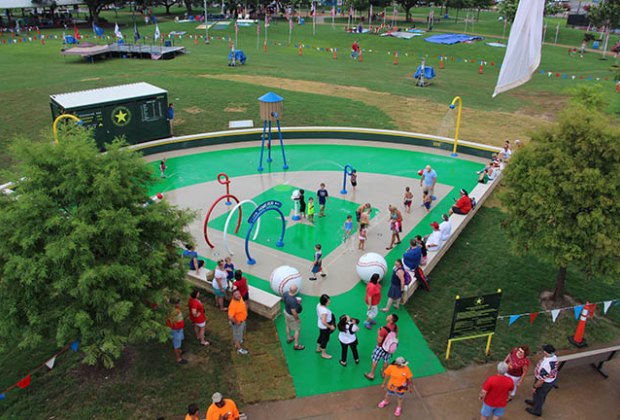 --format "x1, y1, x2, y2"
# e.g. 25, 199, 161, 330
422, 190, 432, 212
224, 257, 235, 289
310, 244, 325, 280
159, 158, 167, 178
307, 197, 315, 223
416, 235, 428, 266
403, 187, 413, 213
478, 168, 490, 184
298, 189, 306, 219
350, 170, 358, 190
233, 269, 249, 302
343, 215, 353, 243
377, 357, 413, 417
358, 223, 368, 250
337, 315, 360, 366
317, 183, 329, 217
